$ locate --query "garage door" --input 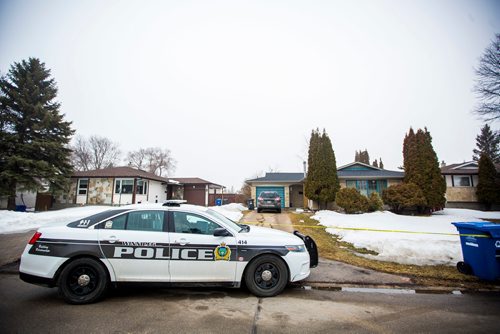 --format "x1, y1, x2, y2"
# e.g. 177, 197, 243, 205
256, 187, 285, 208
